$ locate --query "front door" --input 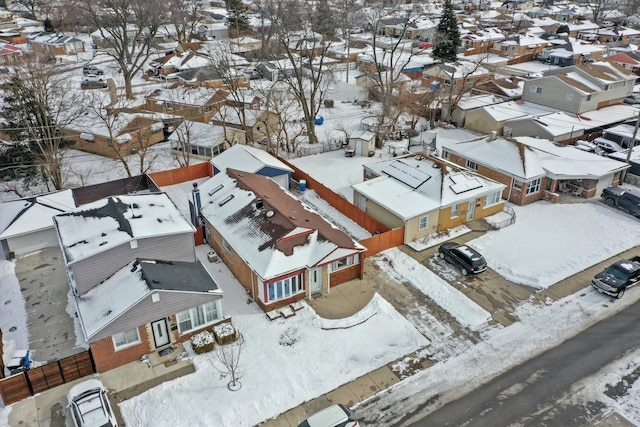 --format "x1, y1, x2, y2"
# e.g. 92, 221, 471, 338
467, 199, 476, 221
309, 267, 322, 292
151, 319, 170, 348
